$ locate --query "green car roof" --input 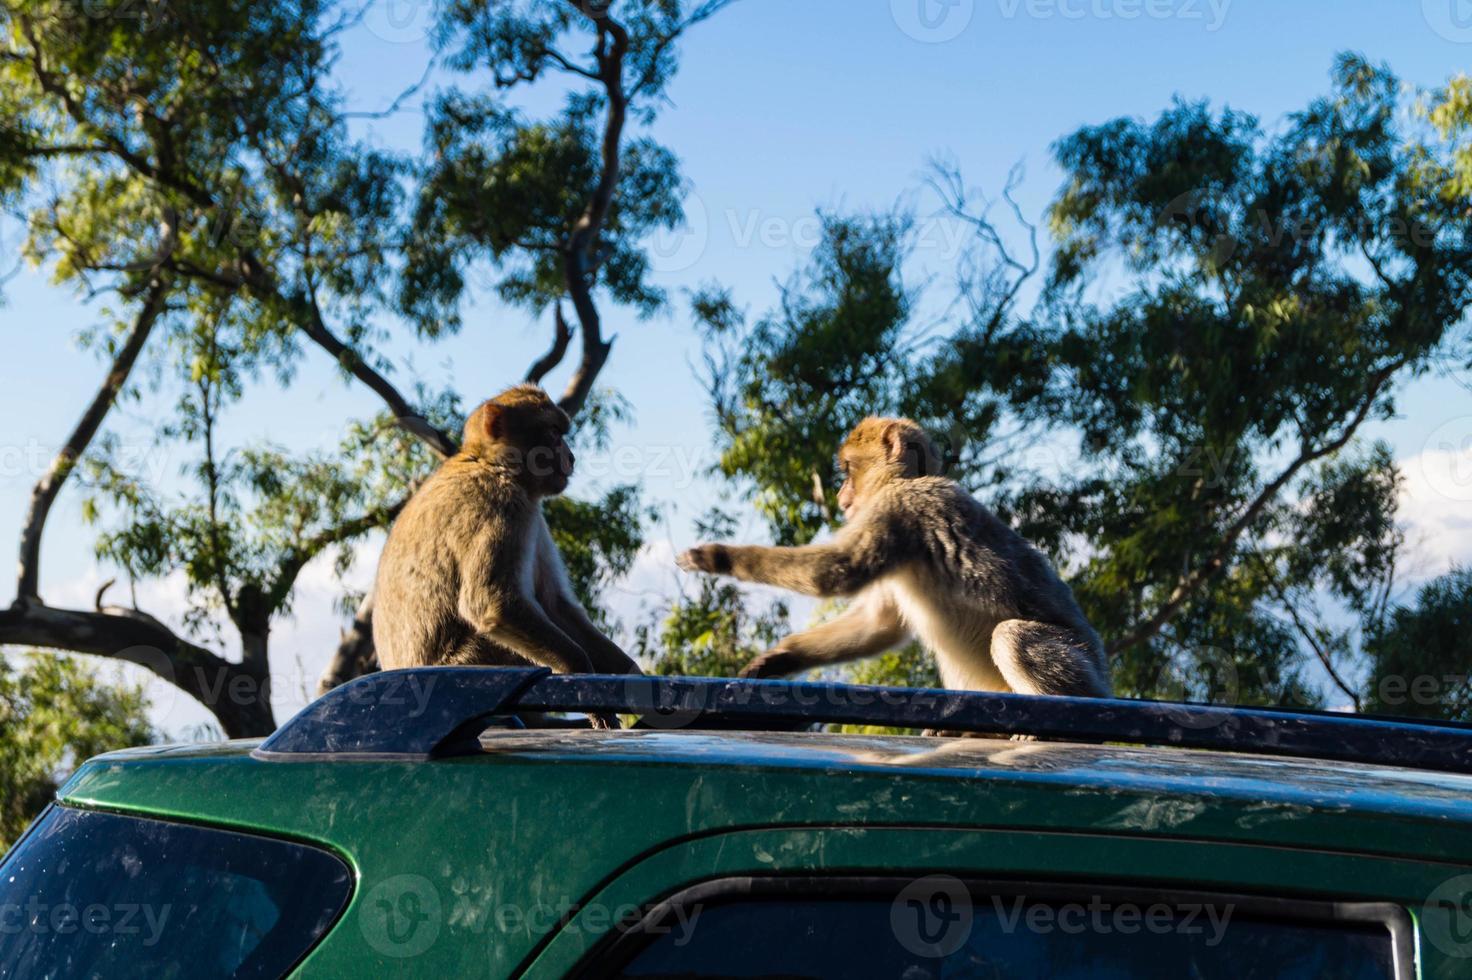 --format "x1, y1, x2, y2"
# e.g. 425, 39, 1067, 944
57, 729, 1472, 978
